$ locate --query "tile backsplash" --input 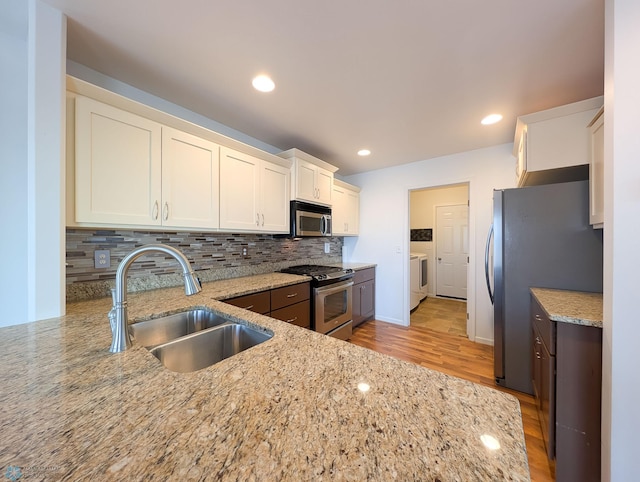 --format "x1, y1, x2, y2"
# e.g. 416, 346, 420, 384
66, 228, 343, 301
